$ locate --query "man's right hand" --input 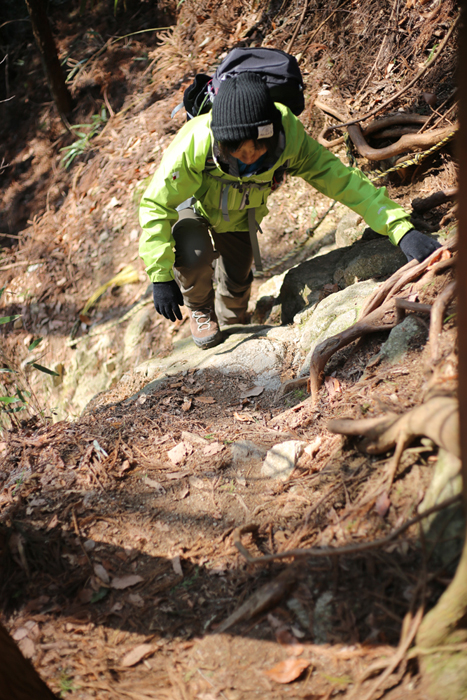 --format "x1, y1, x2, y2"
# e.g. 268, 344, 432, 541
152, 281, 184, 322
